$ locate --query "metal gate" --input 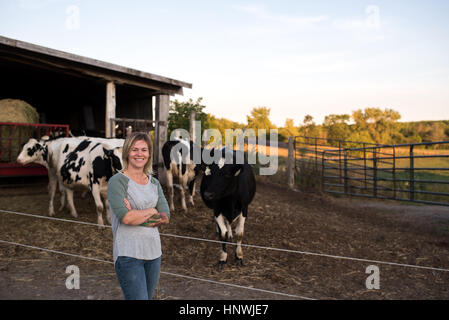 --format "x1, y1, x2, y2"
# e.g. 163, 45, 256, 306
322, 141, 449, 206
